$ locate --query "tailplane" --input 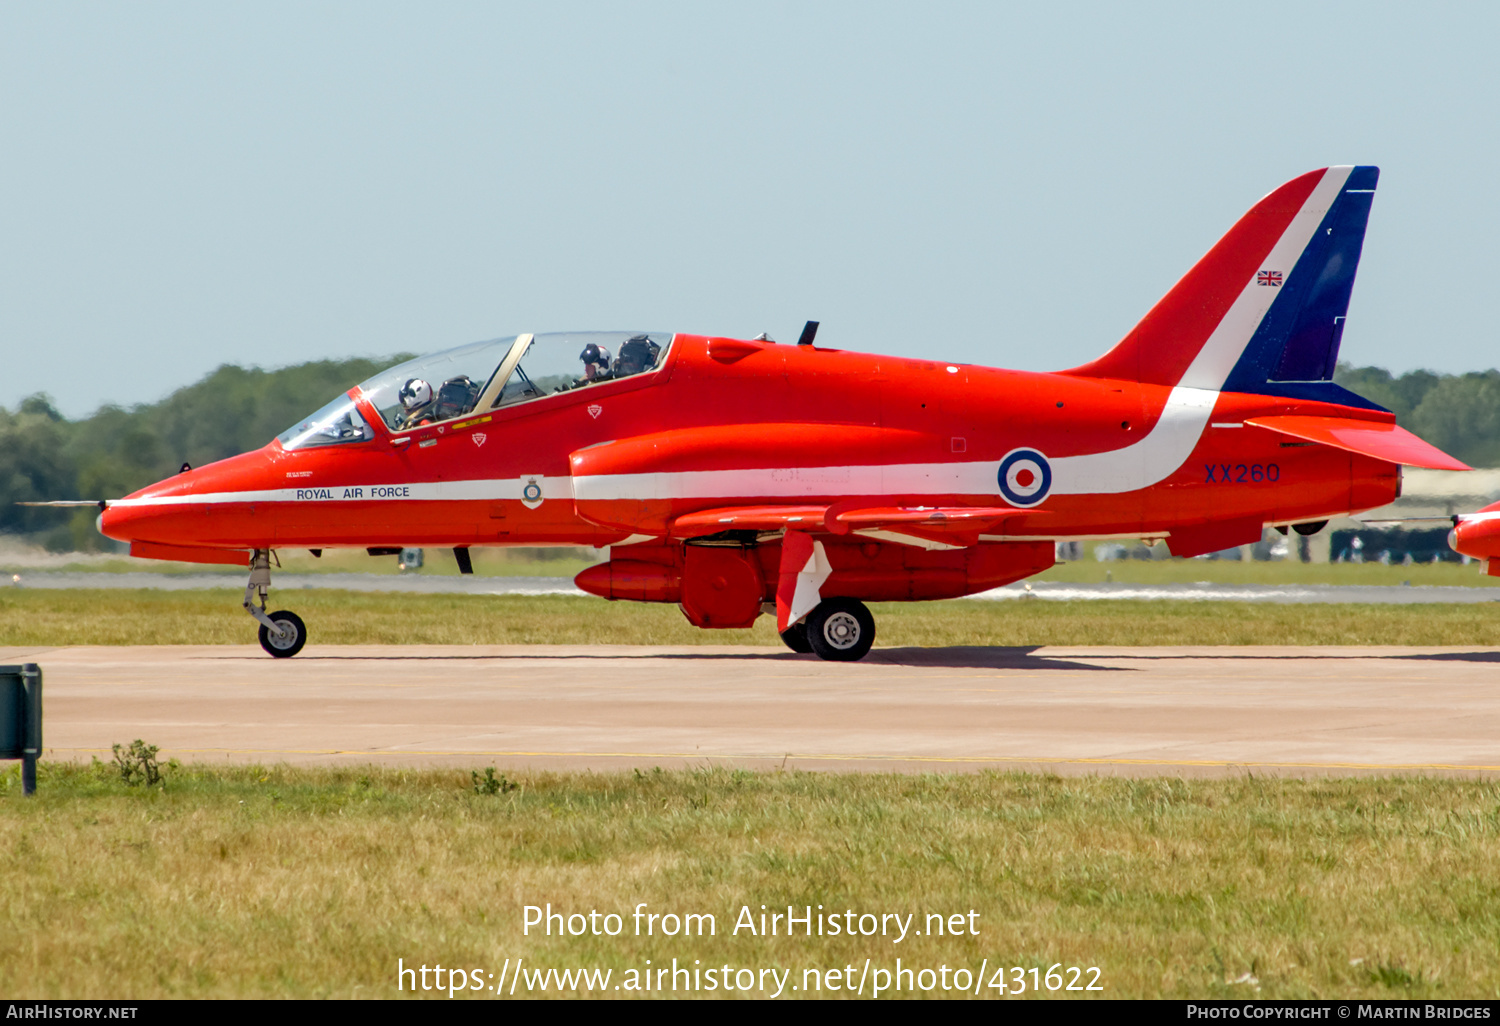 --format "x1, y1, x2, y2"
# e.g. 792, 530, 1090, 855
1065, 166, 1380, 402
